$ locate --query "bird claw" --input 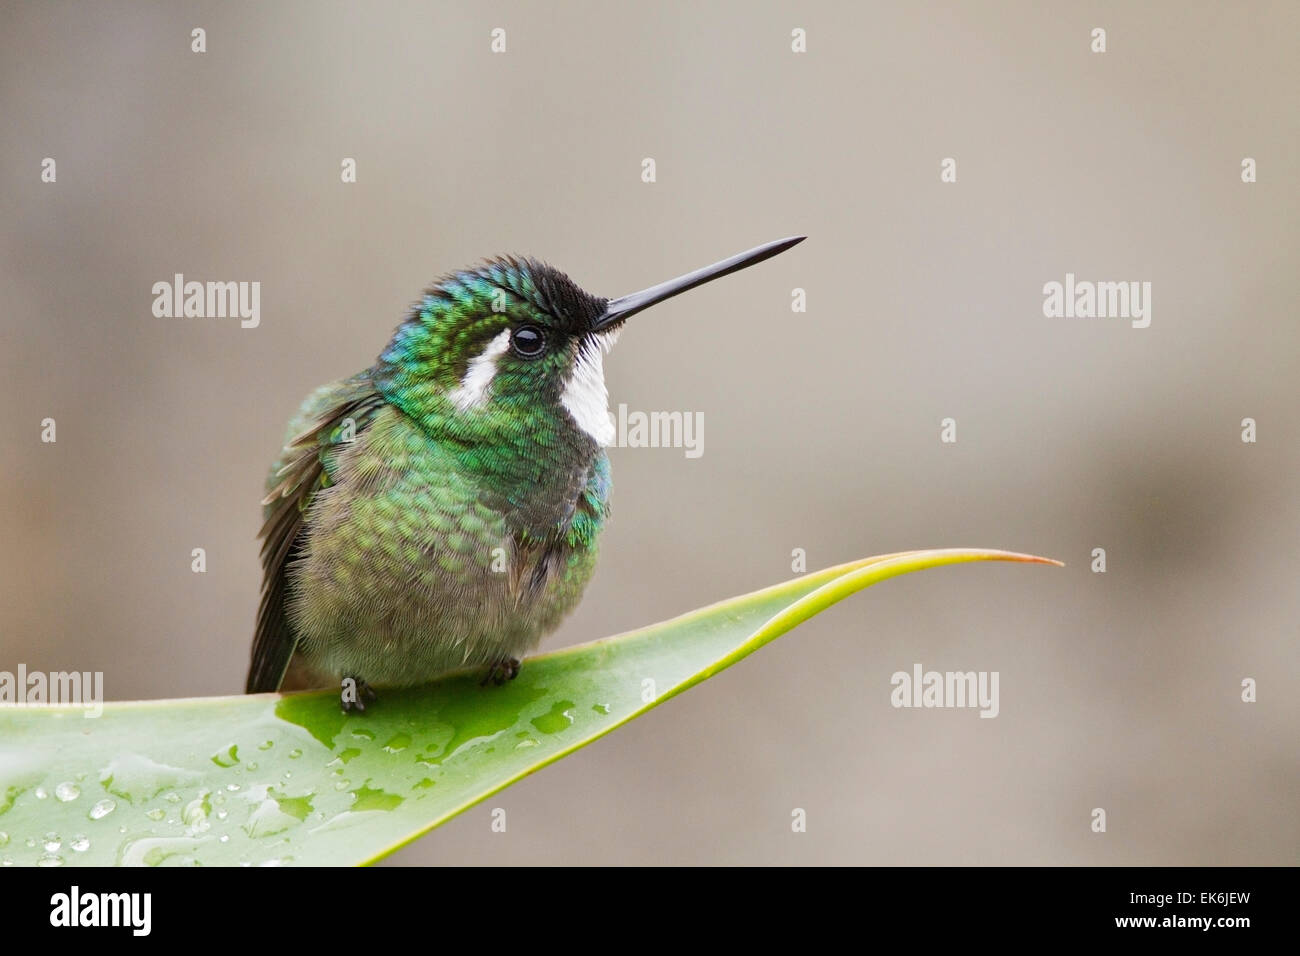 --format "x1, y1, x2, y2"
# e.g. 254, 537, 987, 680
480, 658, 521, 687
341, 676, 378, 712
